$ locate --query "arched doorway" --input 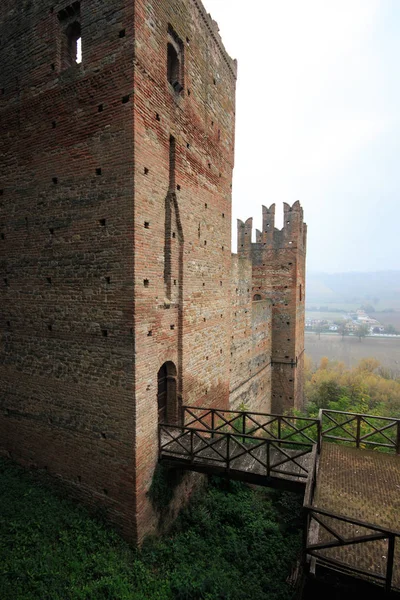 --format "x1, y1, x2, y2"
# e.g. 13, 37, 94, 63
157, 361, 178, 424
